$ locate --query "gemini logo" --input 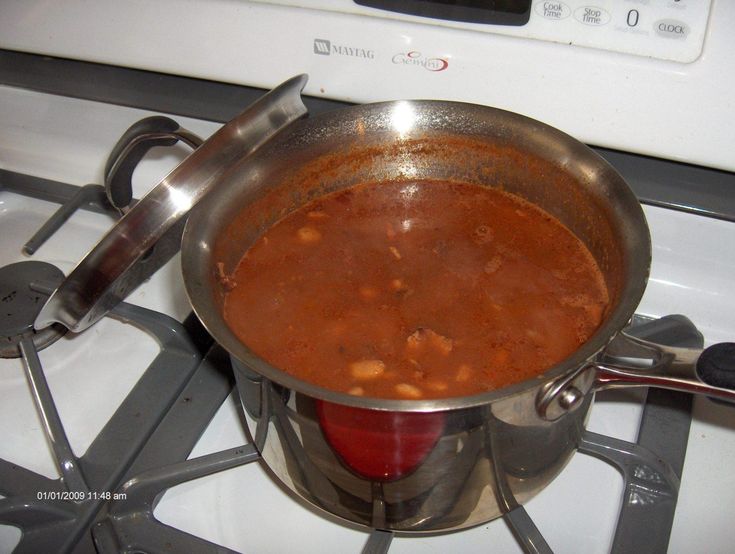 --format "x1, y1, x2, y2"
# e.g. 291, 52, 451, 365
313, 38, 375, 60
392, 51, 448, 72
